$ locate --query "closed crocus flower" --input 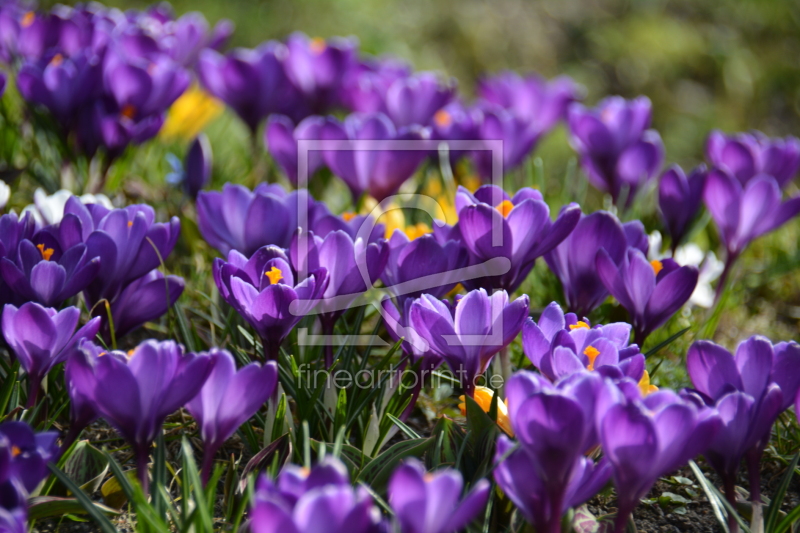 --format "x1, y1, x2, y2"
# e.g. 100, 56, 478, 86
106, 269, 184, 339
687, 337, 800, 519
249, 458, 385, 533
183, 134, 212, 198
0, 421, 59, 493
185, 349, 278, 483
197, 183, 329, 257
568, 96, 664, 208
409, 289, 529, 396
67, 340, 213, 492
265, 114, 325, 185
388, 458, 489, 533
320, 112, 429, 202
658, 164, 708, 253
0, 237, 100, 307
213, 246, 329, 360
596, 247, 698, 345
63, 340, 107, 449
455, 185, 580, 292
495, 371, 609, 533
598, 386, 720, 533
544, 211, 647, 317
2, 303, 100, 407
706, 129, 800, 188
383, 71, 456, 128
0, 213, 37, 307
339, 55, 411, 114
522, 301, 644, 383
430, 101, 481, 165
